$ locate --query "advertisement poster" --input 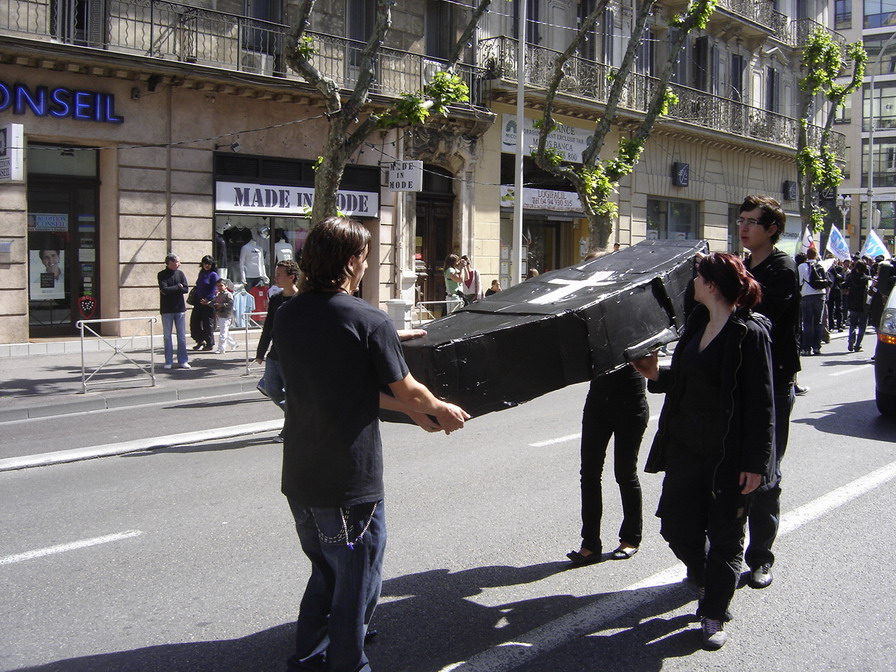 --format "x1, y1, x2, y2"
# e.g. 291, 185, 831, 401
29, 248, 65, 300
